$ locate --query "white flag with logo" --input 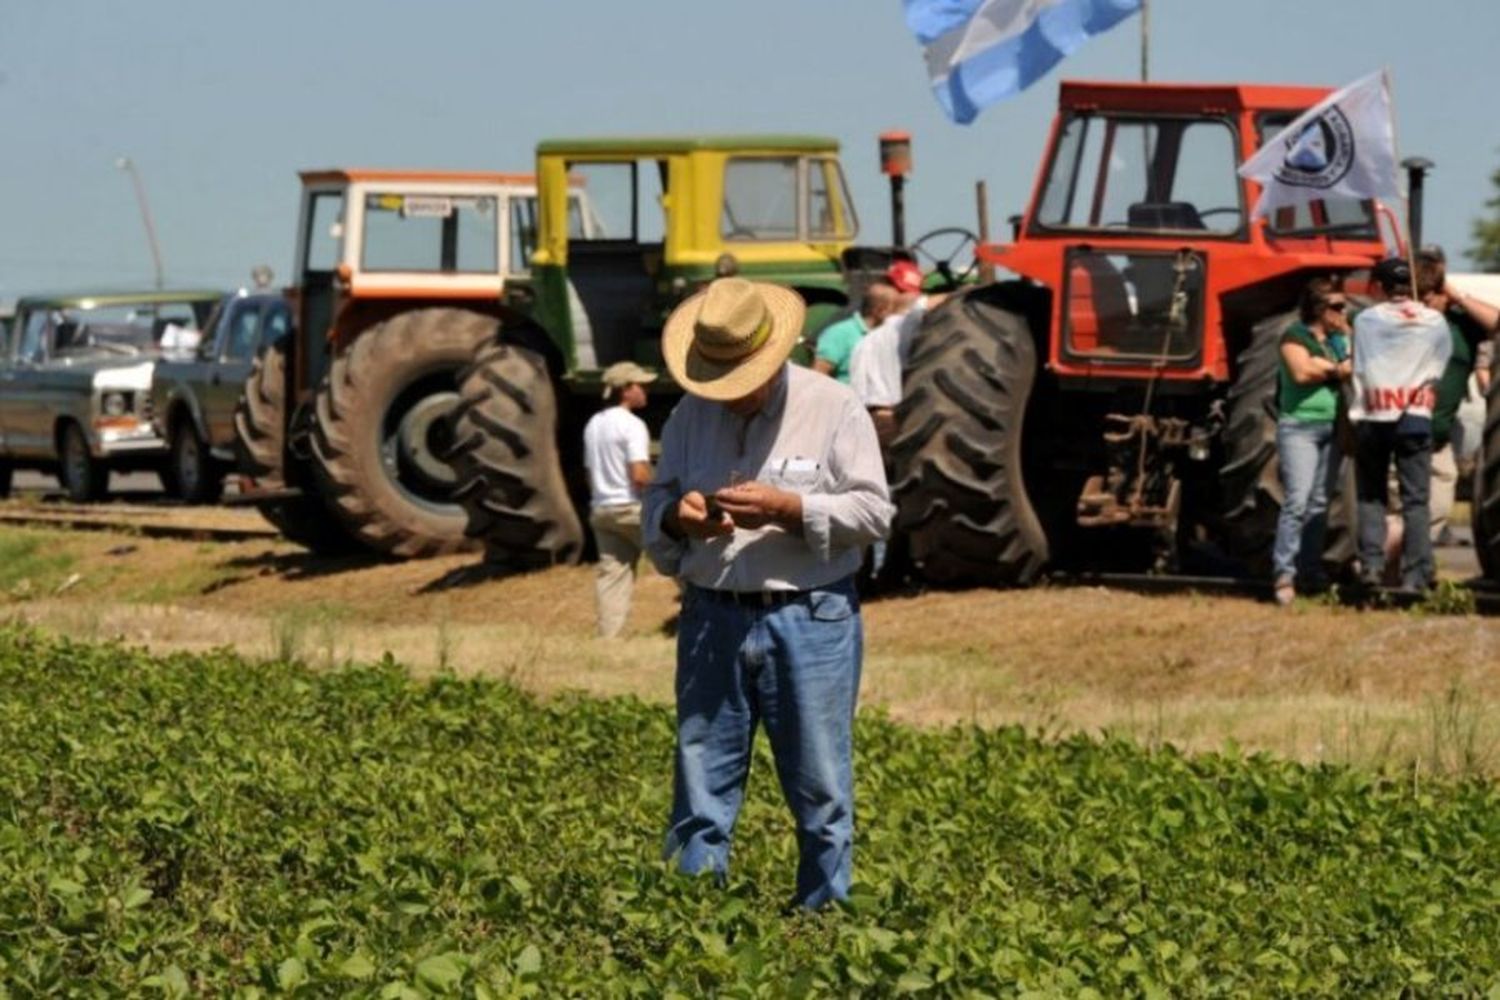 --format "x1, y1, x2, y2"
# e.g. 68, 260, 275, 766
1237, 71, 1400, 220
